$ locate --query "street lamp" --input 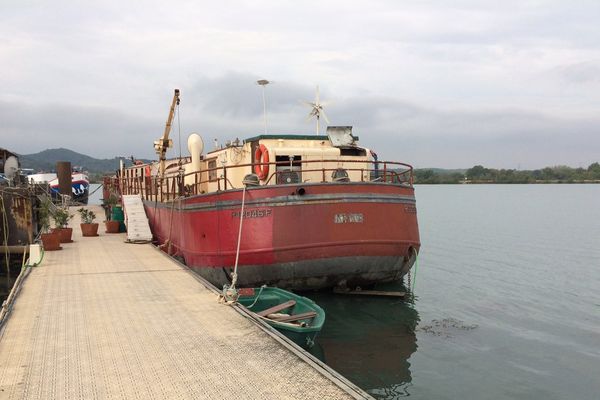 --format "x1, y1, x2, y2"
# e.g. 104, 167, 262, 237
257, 79, 271, 134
